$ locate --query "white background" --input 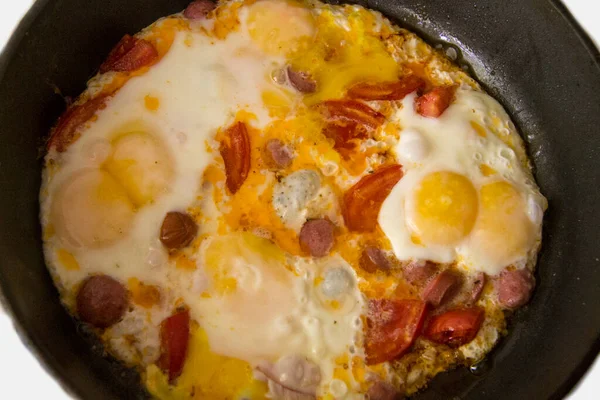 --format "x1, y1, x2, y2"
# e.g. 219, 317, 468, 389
0, 0, 598, 398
